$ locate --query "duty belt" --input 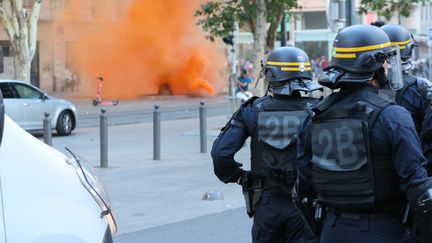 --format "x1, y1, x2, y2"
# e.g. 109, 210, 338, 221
329, 209, 400, 219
